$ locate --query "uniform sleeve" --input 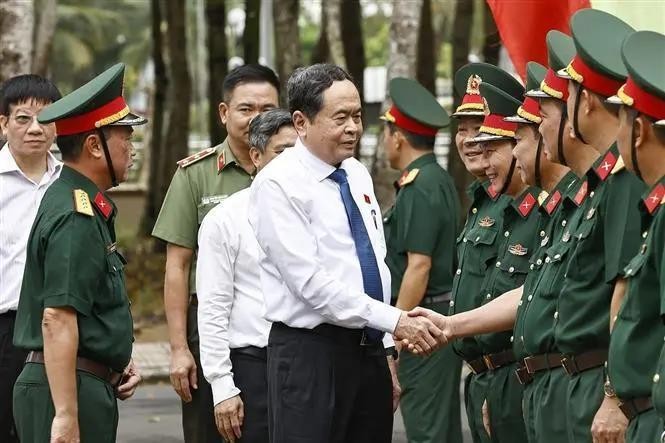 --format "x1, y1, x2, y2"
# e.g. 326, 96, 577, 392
397, 187, 442, 256
152, 167, 199, 249
42, 213, 106, 315
603, 172, 645, 282
655, 216, 665, 318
